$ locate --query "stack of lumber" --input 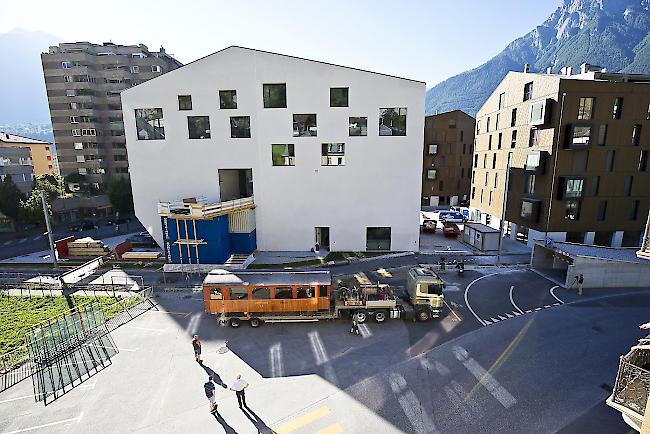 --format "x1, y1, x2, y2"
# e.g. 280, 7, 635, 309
120, 251, 162, 260
67, 237, 109, 257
